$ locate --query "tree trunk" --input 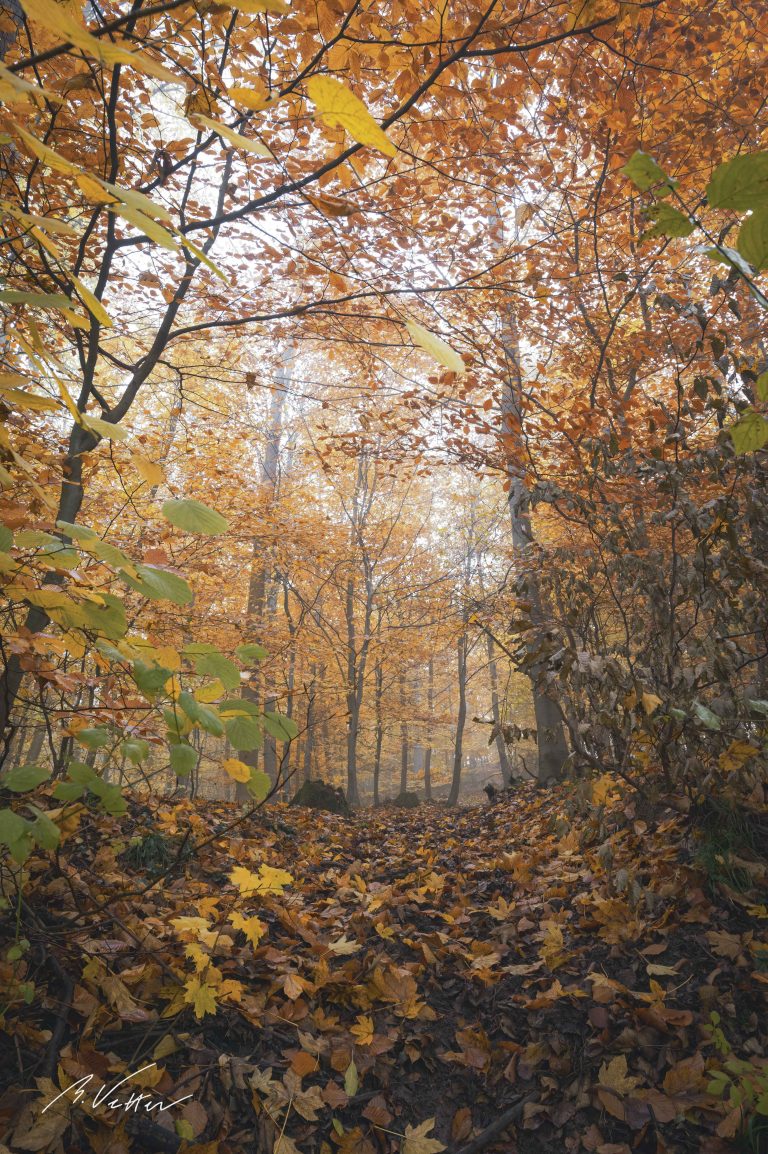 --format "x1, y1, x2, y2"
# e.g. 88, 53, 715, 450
237, 344, 293, 800
373, 662, 384, 805
447, 634, 467, 806
486, 633, 513, 784
424, 658, 434, 800
399, 672, 409, 795
500, 315, 569, 783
